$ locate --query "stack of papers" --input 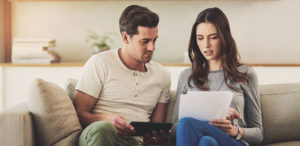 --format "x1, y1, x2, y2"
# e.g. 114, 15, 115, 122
179, 91, 233, 121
